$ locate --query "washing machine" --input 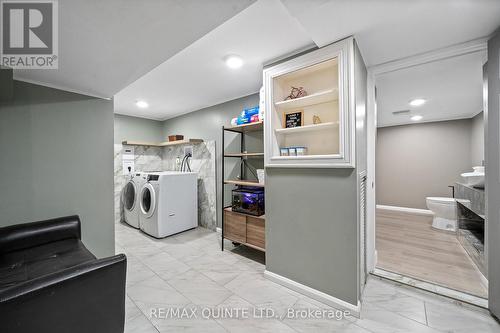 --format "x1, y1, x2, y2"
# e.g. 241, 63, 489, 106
139, 171, 198, 238
122, 172, 146, 228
